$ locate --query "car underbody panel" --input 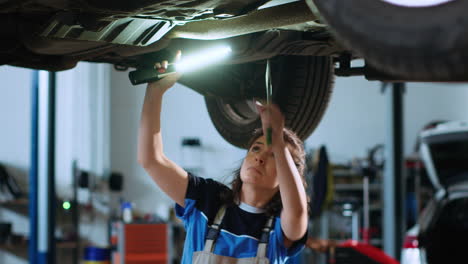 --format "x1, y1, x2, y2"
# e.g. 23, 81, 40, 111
0, 0, 340, 71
